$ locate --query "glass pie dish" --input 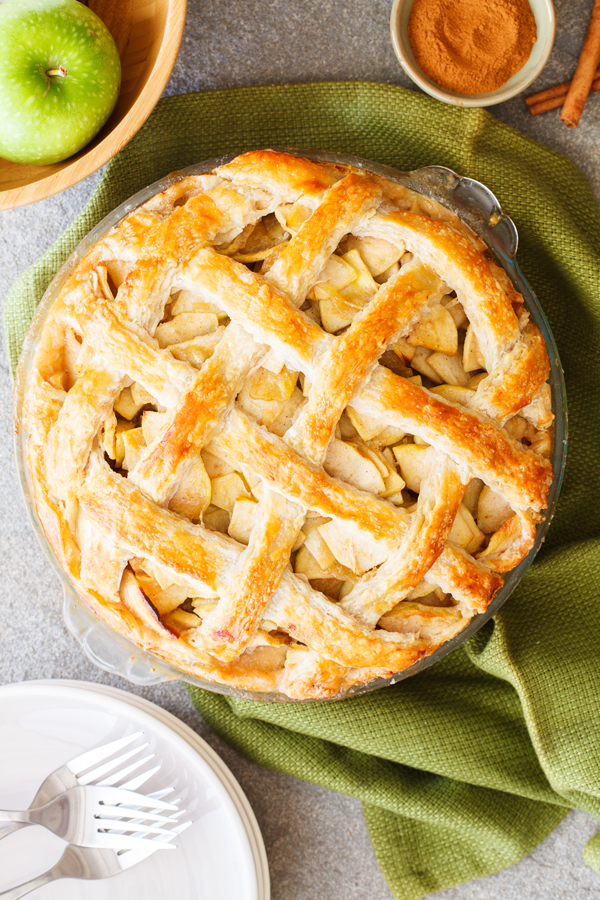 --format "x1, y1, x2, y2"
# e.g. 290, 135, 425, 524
13, 151, 567, 701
